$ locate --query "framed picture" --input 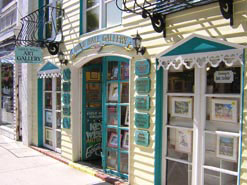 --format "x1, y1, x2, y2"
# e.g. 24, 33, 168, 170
107, 107, 117, 125
108, 83, 118, 102
125, 107, 129, 126
175, 129, 192, 154
86, 72, 100, 81
108, 133, 118, 148
171, 97, 192, 118
122, 131, 129, 149
211, 99, 237, 123
216, 135, 237, 162
45, 111, 52, 124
